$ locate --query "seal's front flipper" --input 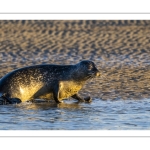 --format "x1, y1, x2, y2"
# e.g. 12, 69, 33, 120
84, 96, 92, 103
72, 94, 92, 103
0, 93, 21, 105
71, 94, 85, 102
53, 81, 62, 103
